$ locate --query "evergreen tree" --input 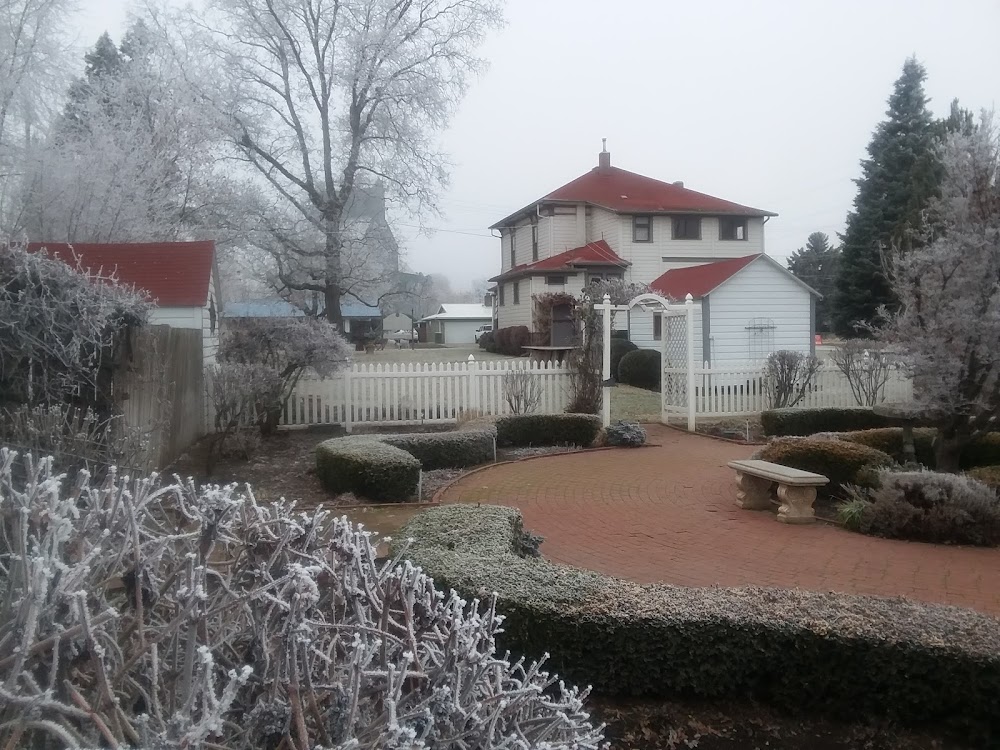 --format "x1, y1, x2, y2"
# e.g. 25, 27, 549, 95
62, 32, 124, 134
833, 57, 940, 336
787, 232, 840, 333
